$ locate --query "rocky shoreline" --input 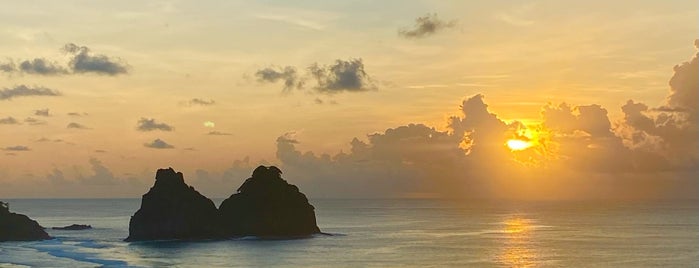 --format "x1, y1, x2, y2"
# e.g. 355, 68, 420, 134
0, 201, 51, 242
1, 166, 321, 243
